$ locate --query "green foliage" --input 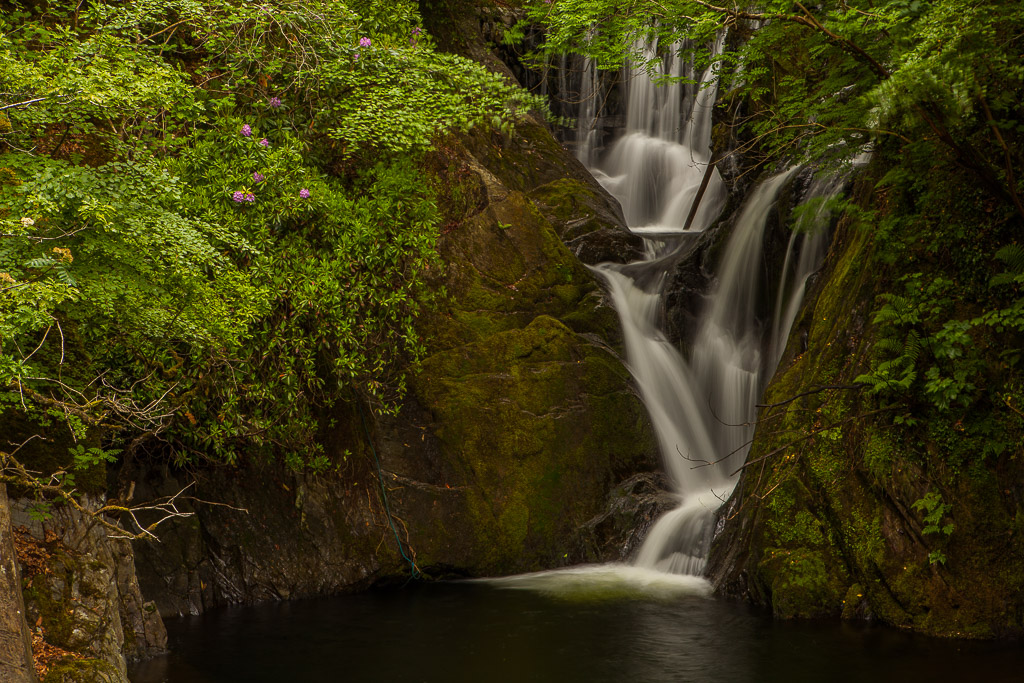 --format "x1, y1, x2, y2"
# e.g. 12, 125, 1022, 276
911, 491, 954, 537
911, 491, 954, 565
69, 443, 119, 469
523, 0, 1024, 183
0, 0, 540, 475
